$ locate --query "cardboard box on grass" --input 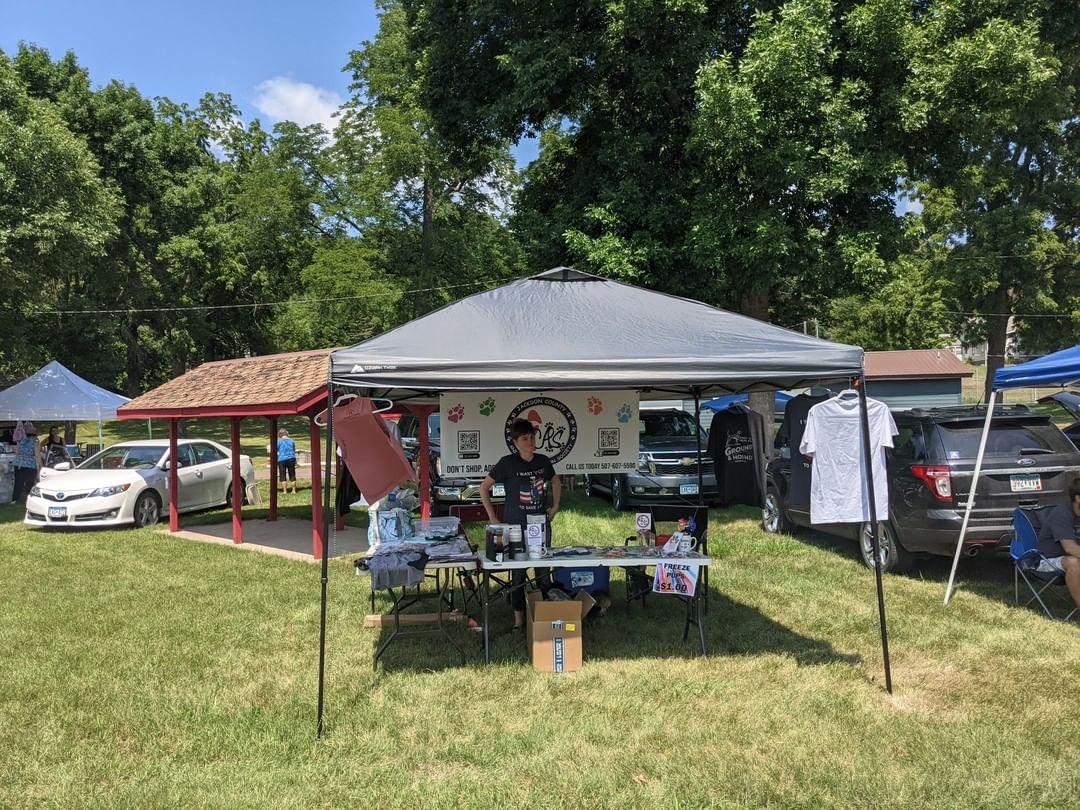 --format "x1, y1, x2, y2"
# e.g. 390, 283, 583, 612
525, 589, 596, 673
